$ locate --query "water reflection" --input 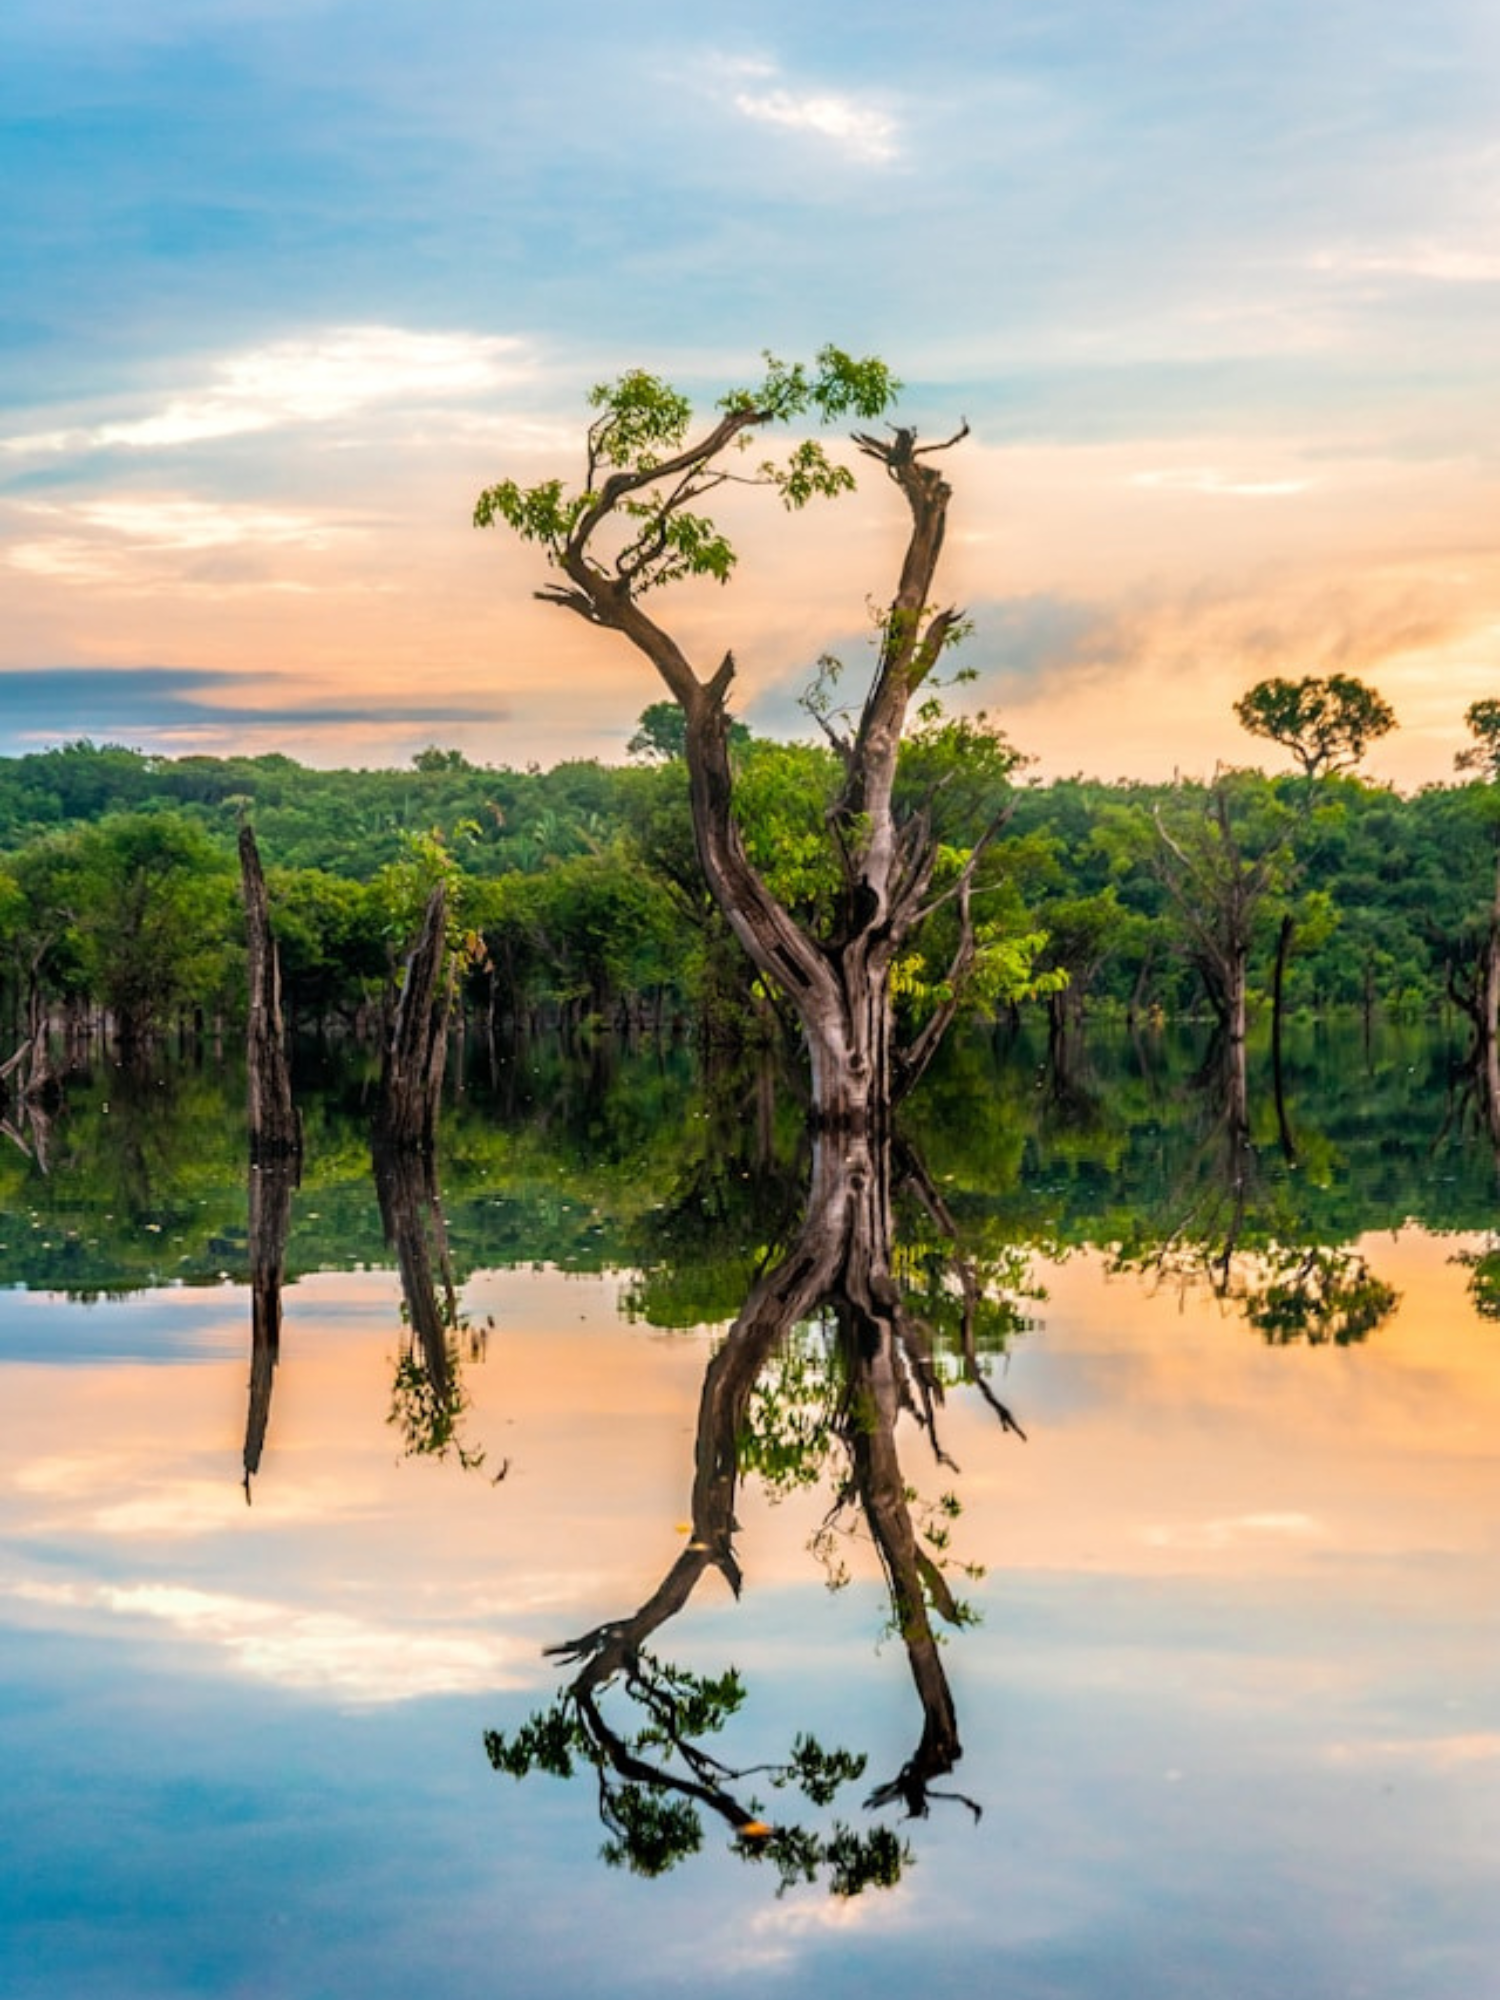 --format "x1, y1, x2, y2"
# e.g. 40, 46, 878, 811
1110, 1037, 1402, 1346
2, 1027, 1499, 1997
374, 1139, 490, 1471
486, 1122, 1027, 1891
242, 1155, 295, 1498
